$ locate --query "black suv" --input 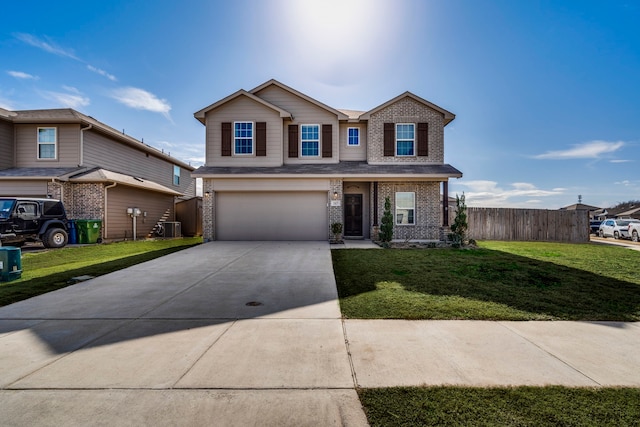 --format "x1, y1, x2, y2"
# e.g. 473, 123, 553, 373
0, 198, 69, 248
